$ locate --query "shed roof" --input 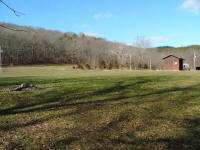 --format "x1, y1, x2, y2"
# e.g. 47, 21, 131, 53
163, 55, 184, 60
